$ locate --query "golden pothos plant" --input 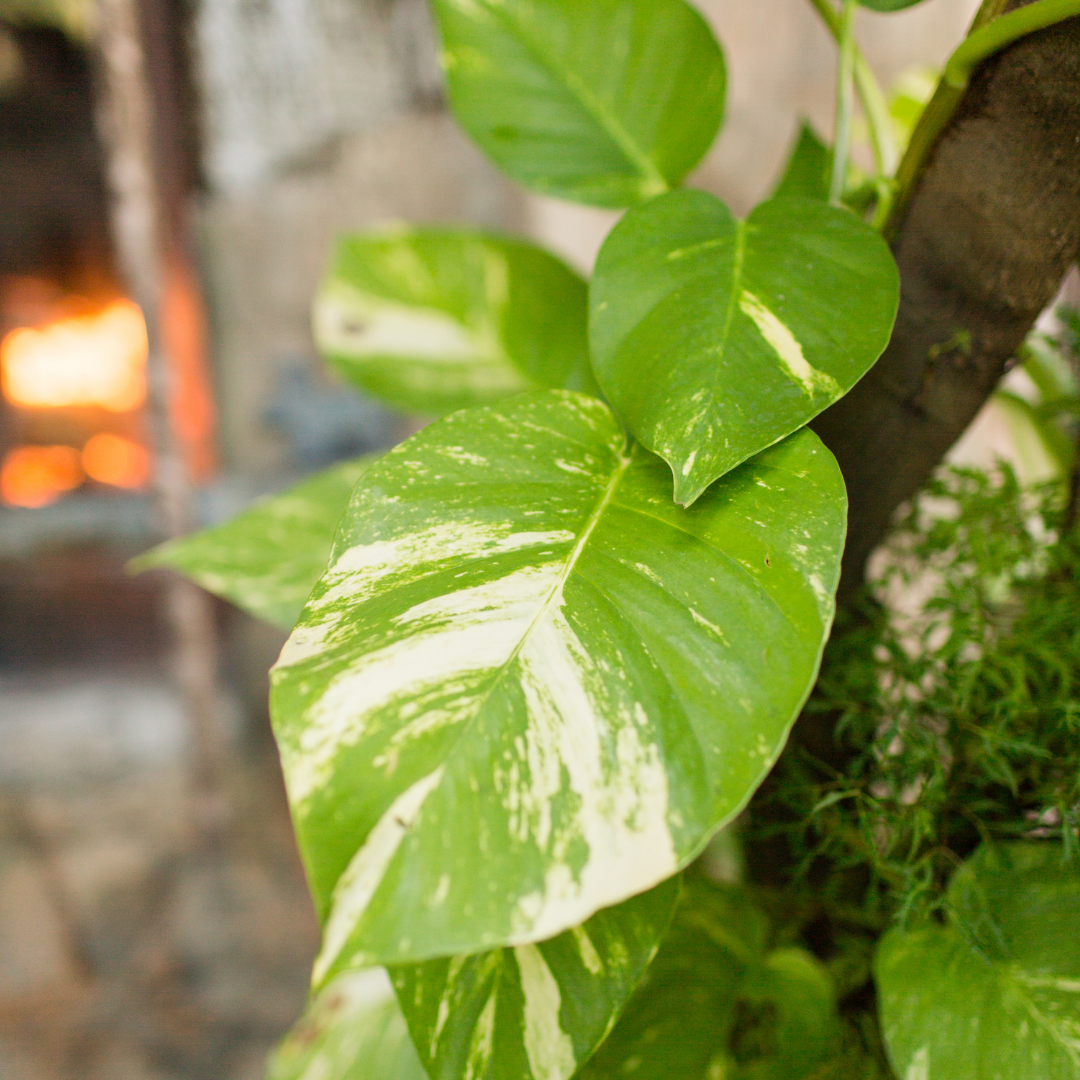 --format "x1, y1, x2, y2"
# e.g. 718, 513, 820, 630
139, 1, 1080, 1077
